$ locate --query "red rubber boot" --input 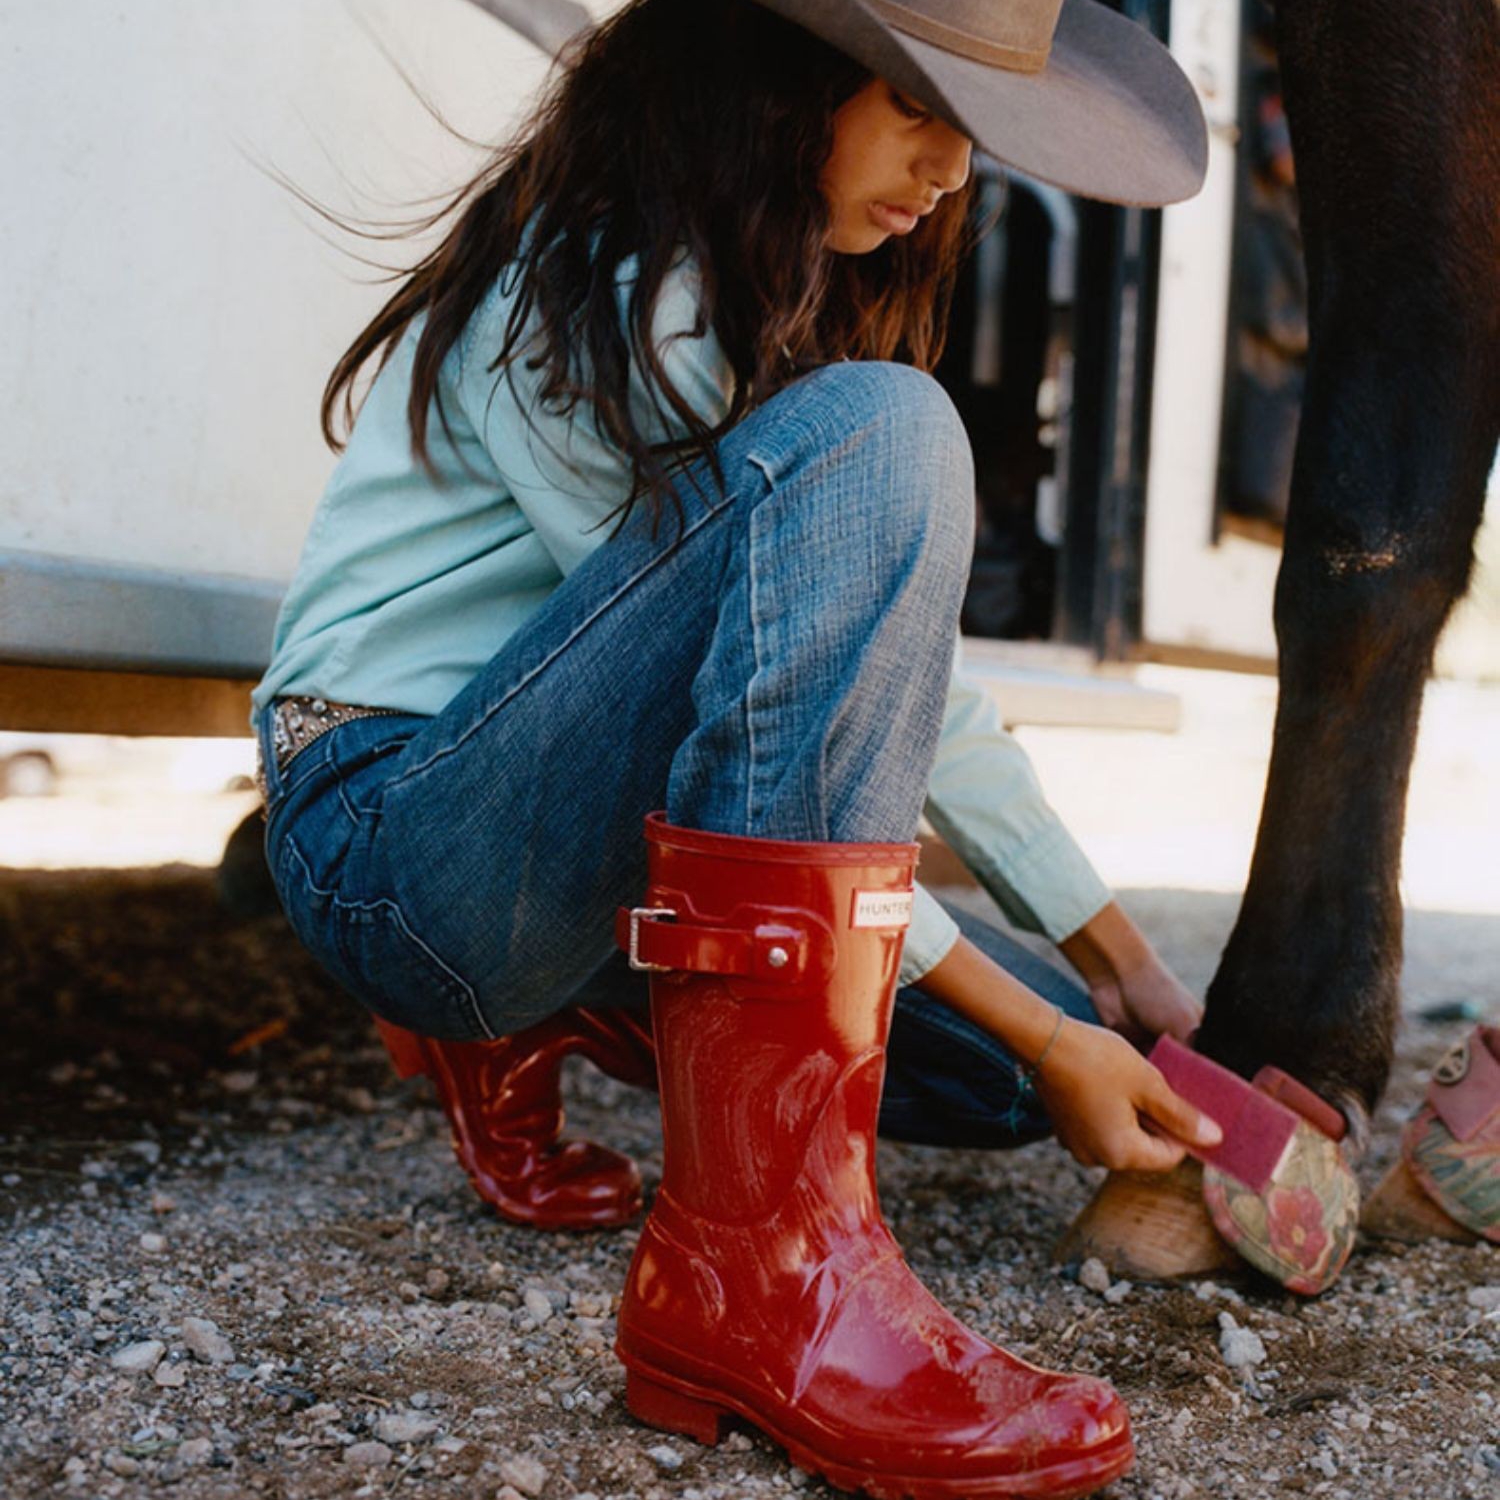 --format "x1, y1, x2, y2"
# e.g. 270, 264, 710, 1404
373, 1005, 657, 1230
614, 813, 1133, 1500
